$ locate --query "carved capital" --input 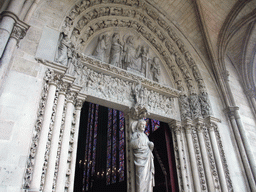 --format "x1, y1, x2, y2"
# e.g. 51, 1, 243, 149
75, 99, 84, 109
10, 22, 29, 46
59, 82, 69, 95
169, 120, 182, 135
224, 106, 239, 119
195, 117, 204, 133
66, 90, 77, 104
220, 70, 229, 82
49, 72, 63, 86
204, 116, 220, 132
182, 118, 193, 134
0, 11, 30, 46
